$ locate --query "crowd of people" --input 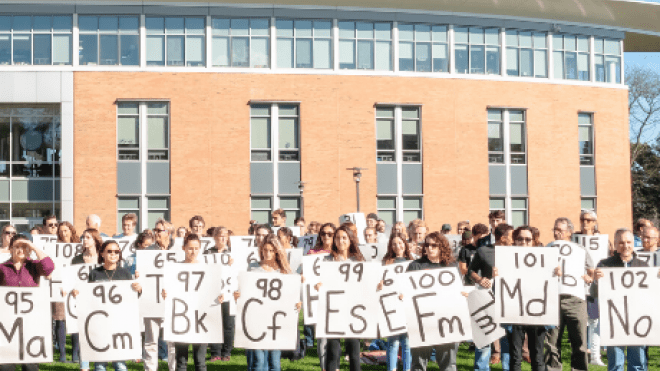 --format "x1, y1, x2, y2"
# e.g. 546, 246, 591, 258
0, 209, 658, 371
